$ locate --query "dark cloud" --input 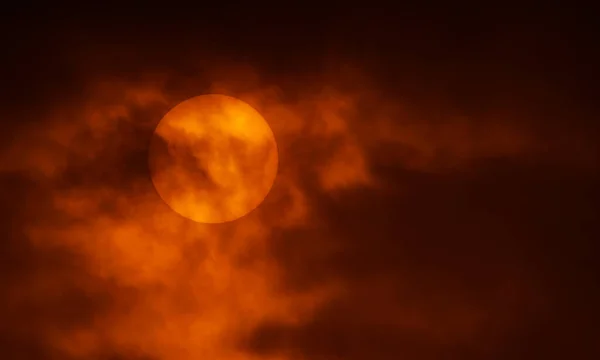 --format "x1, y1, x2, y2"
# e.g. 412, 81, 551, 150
247, 158, 599, 359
